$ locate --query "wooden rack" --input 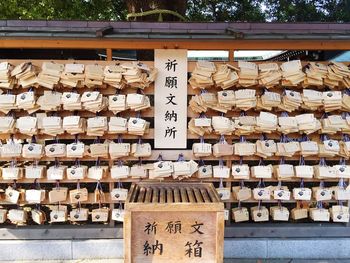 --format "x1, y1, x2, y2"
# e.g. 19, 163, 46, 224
0, 59, 349, 231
